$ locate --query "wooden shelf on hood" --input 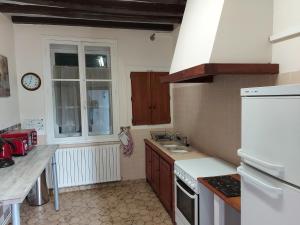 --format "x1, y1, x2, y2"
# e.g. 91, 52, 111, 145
160, 63, 279, 83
